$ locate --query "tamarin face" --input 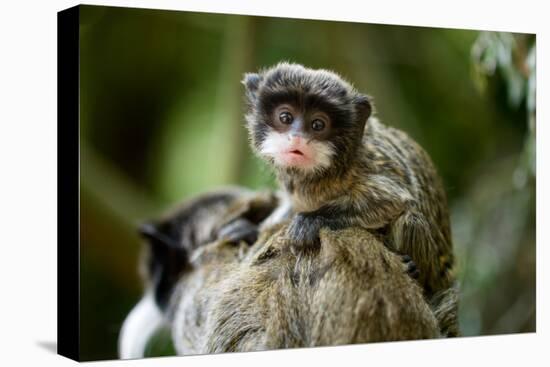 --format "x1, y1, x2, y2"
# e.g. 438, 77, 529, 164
243, 62, 372, 177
